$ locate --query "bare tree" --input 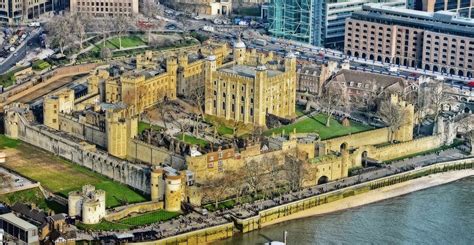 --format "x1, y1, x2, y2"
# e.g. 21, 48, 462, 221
92, 17, 113, 47
100, 47, 112, 60
378, 100, 406, 143
427, 80, 449, 127
71, 15, 88, 50
203, 172, 236, 209
46, 15, 73, 54
283, 154, 307, 192
262, 155, 281, 197
243, 160, 265, 196
319, 81, 349, 127
114, 15, 132, 50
